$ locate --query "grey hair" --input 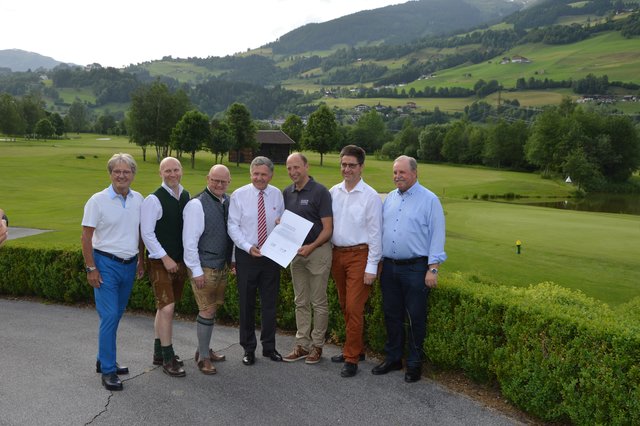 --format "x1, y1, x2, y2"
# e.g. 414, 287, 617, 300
107, 153, 137, 174
394, 155, 417, 172
250, 156, 274, 173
